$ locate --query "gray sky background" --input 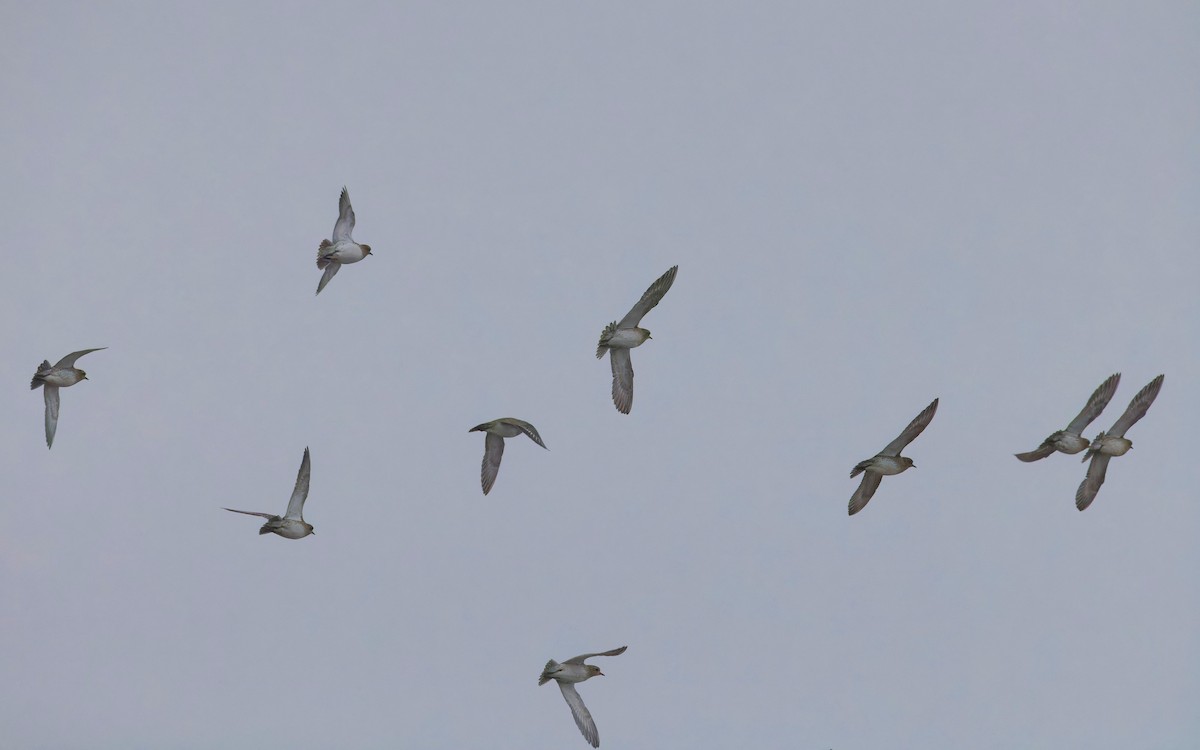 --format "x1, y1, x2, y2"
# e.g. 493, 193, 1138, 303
2, 3, 1197, 748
